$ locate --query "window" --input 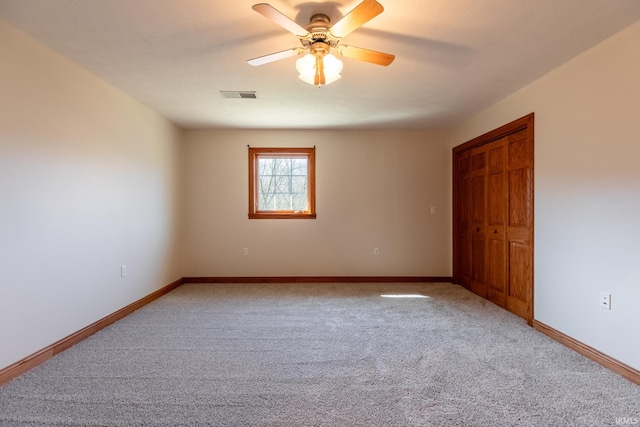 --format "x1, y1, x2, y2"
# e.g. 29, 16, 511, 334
248, 147, 316, 219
